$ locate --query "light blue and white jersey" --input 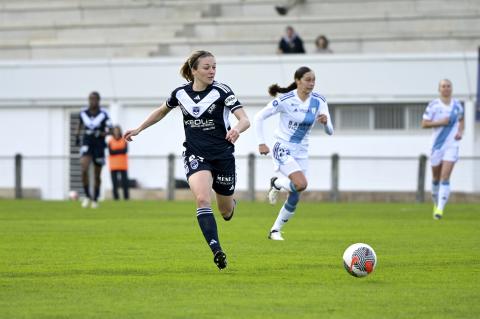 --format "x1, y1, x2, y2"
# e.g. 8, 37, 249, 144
254, 89, 333, 158
423, 98, 464, 150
